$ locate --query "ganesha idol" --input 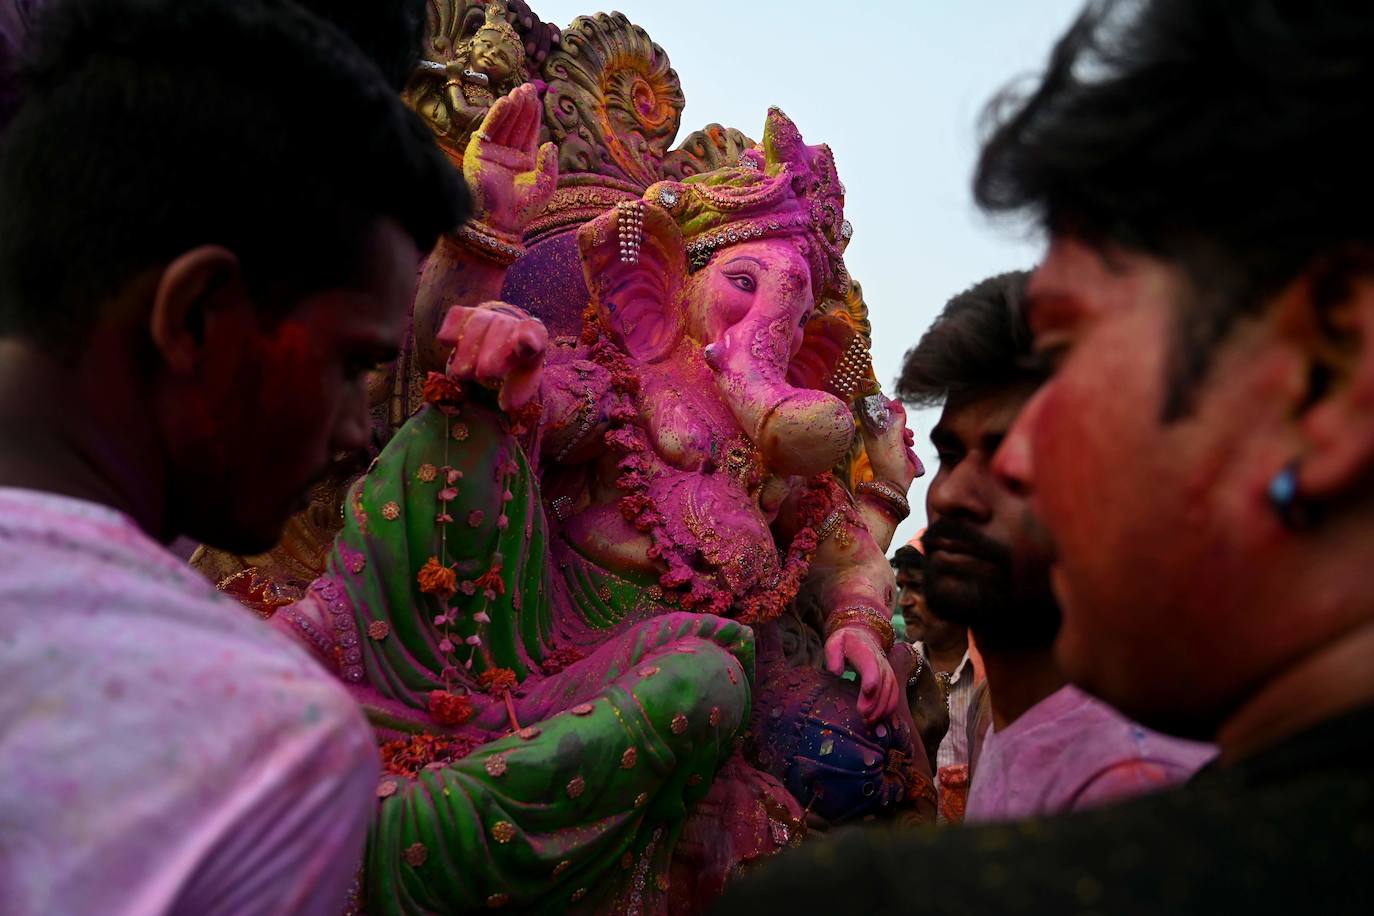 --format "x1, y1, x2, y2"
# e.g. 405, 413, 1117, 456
197, 7, 932, 914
